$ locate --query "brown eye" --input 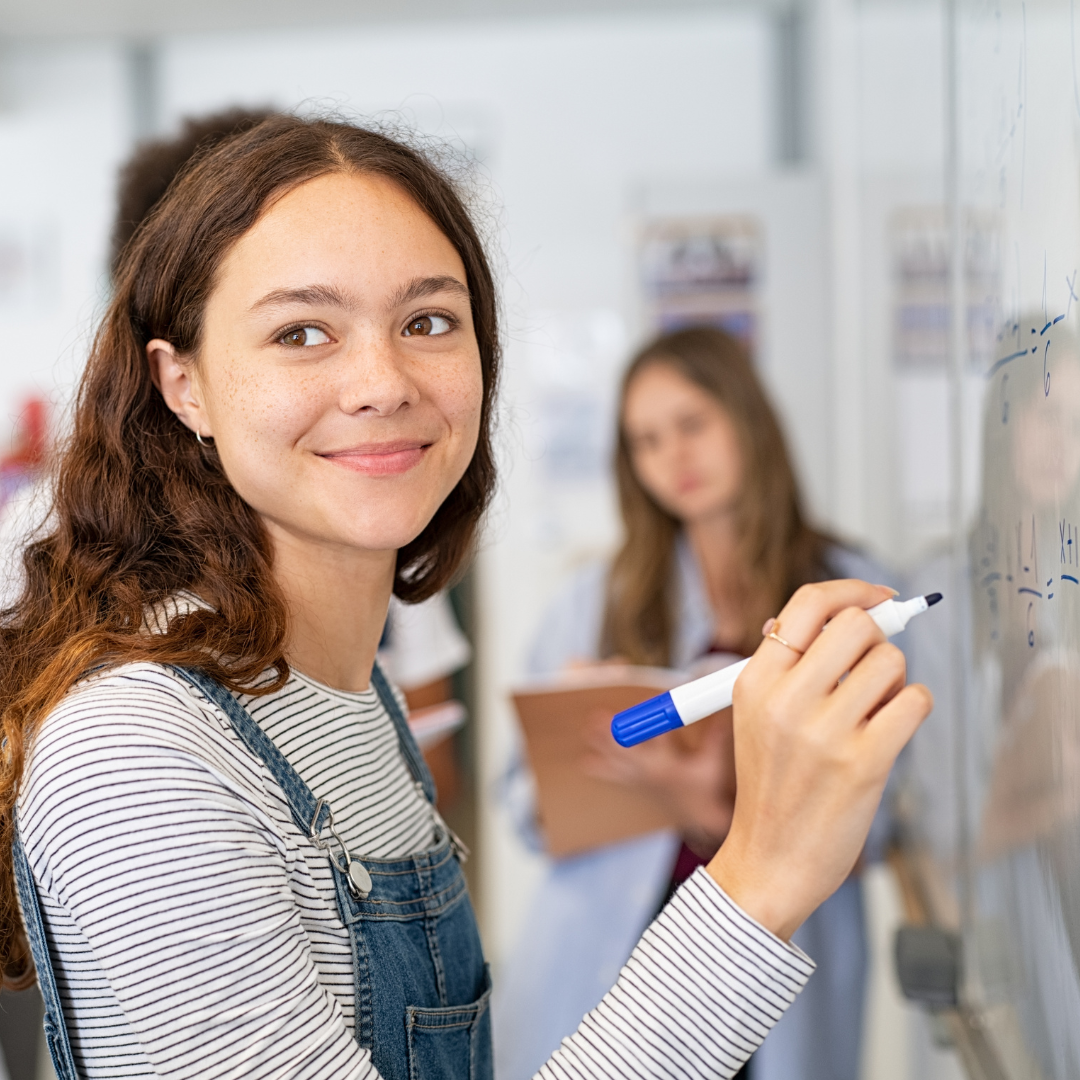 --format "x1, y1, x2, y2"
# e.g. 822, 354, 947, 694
404, 314, 452, 337
279, 326, 330, 347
